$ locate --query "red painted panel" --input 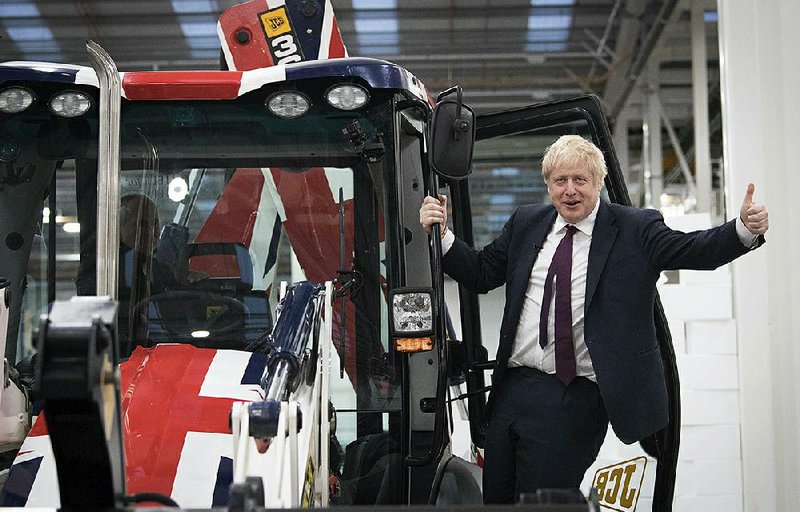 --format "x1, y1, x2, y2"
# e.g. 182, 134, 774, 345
121, 345, 236, 497
190, 169, 264, 277
24, 345, 242, 501
122, 71, 244, 100
218, 1, 277, 71
329, 17, 346, 58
